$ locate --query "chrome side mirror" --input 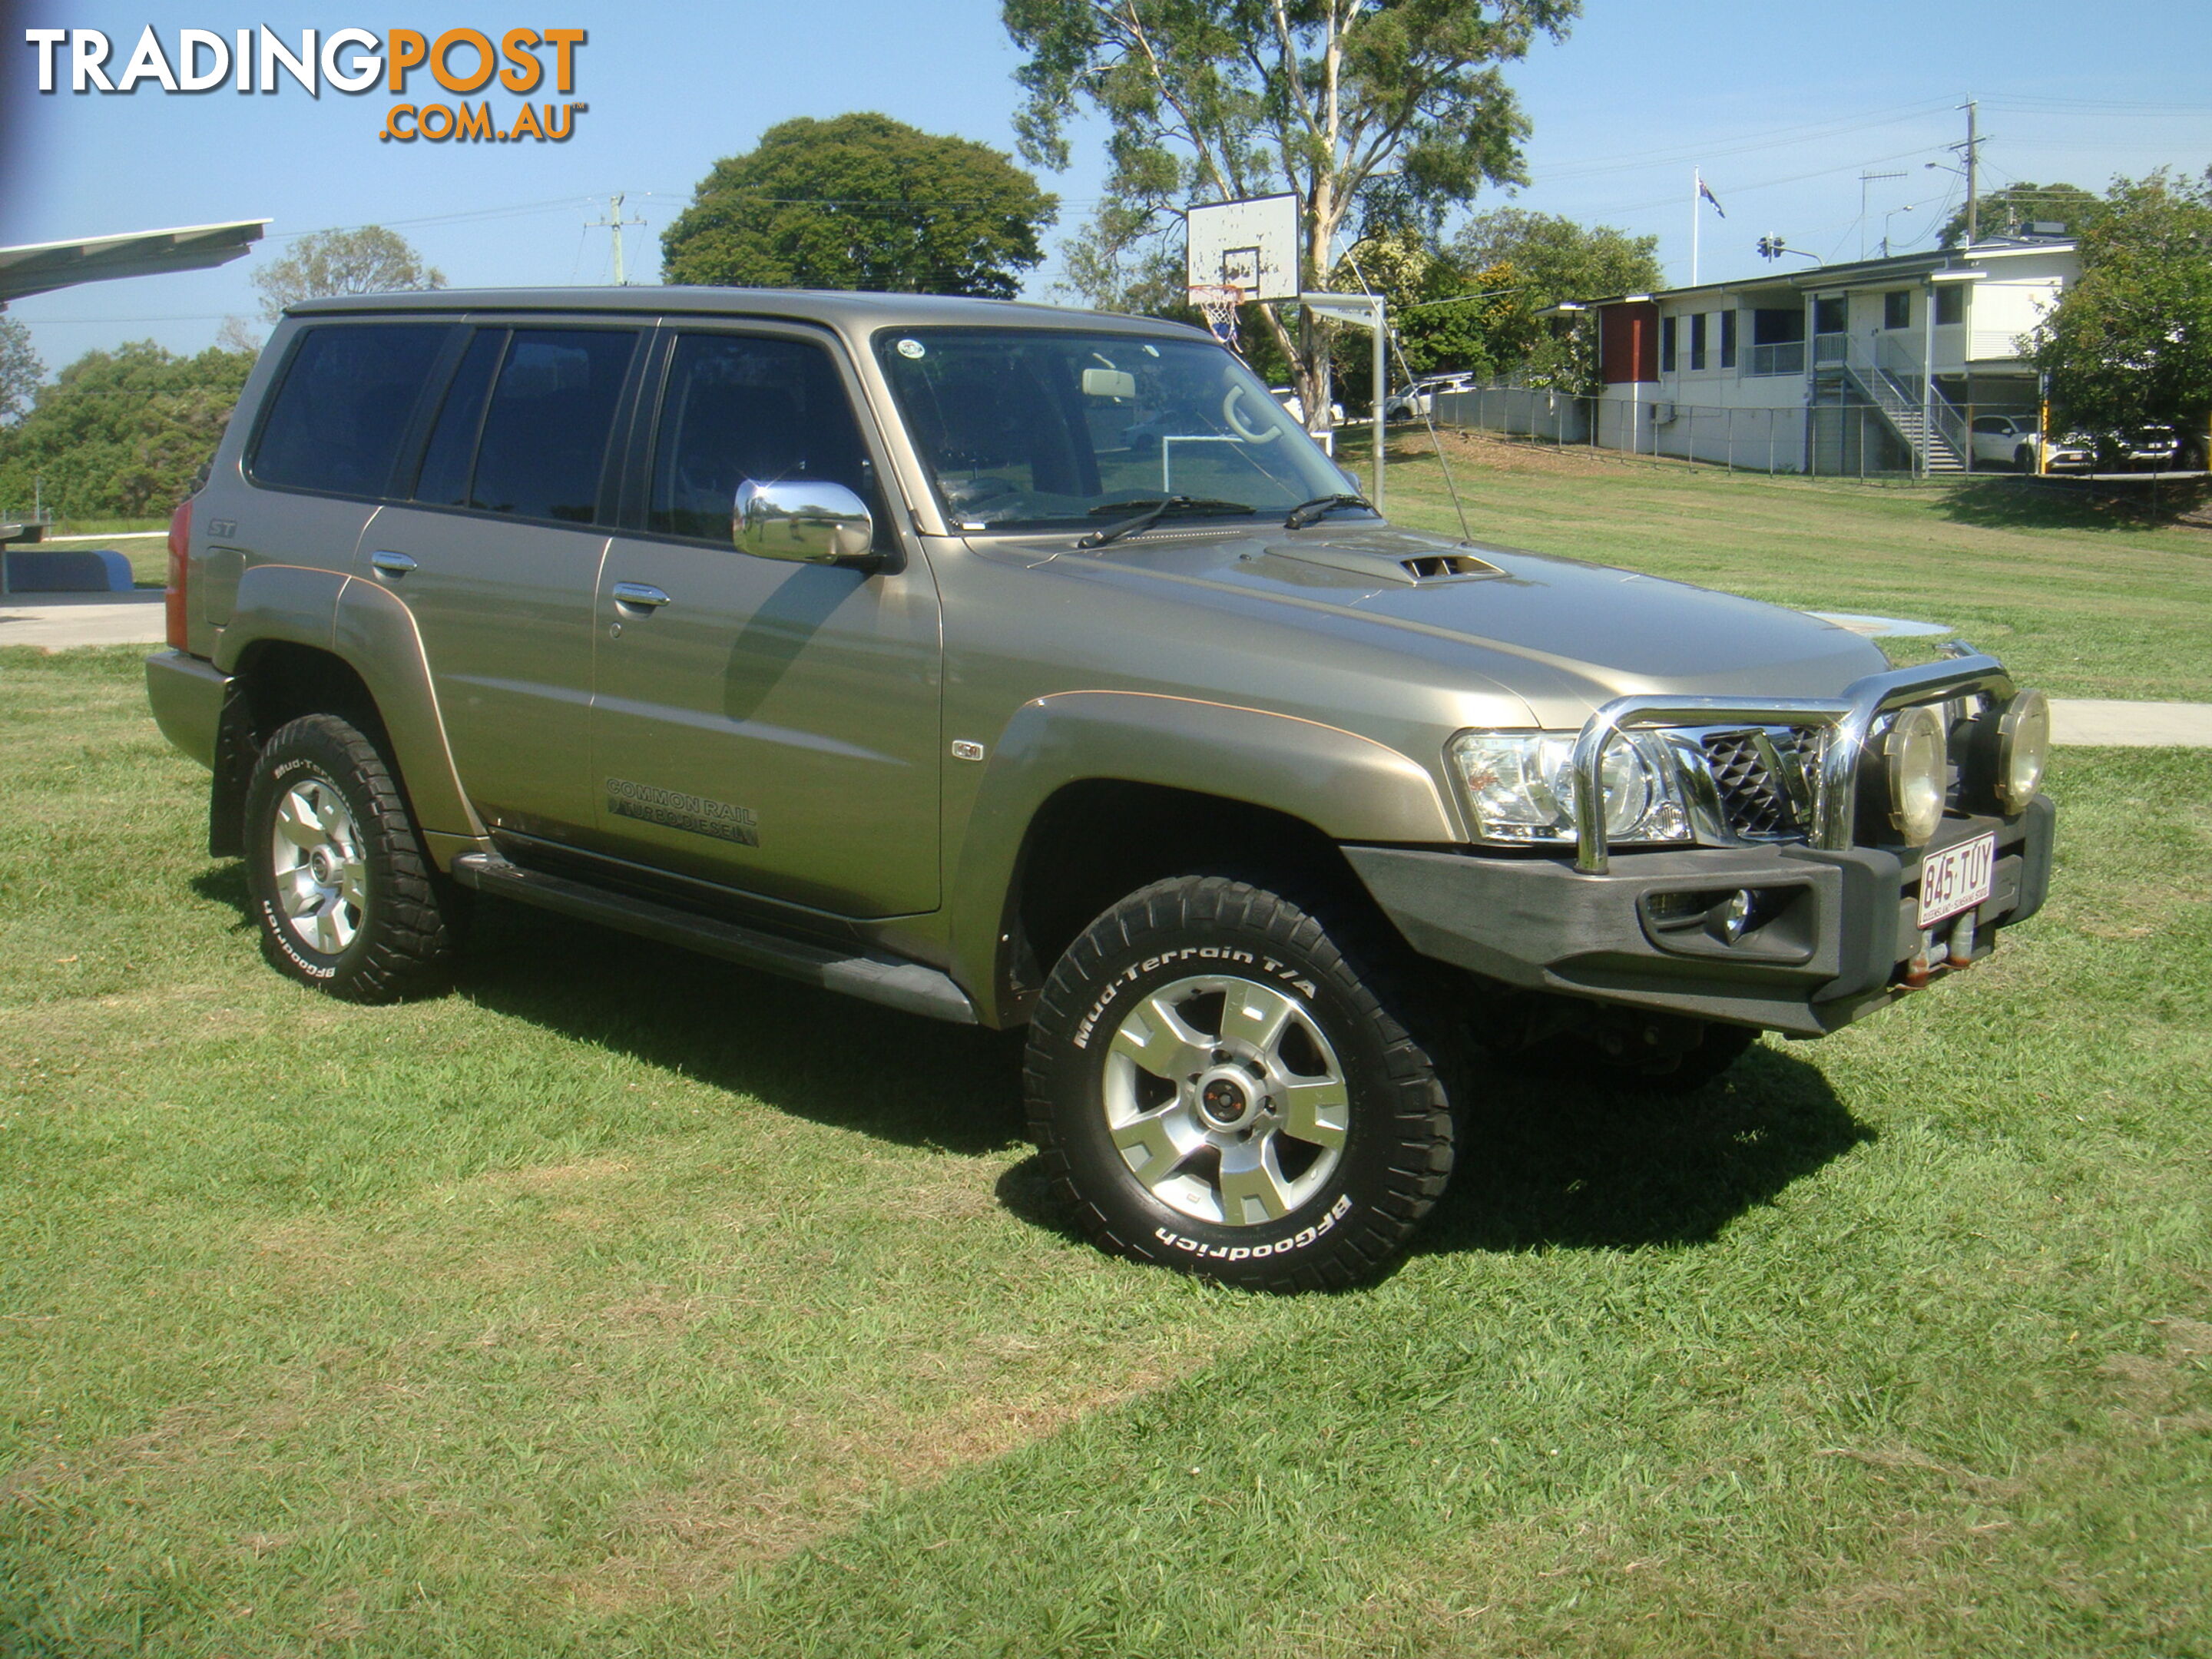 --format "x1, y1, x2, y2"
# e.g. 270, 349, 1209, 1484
733, 478, 875, 565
